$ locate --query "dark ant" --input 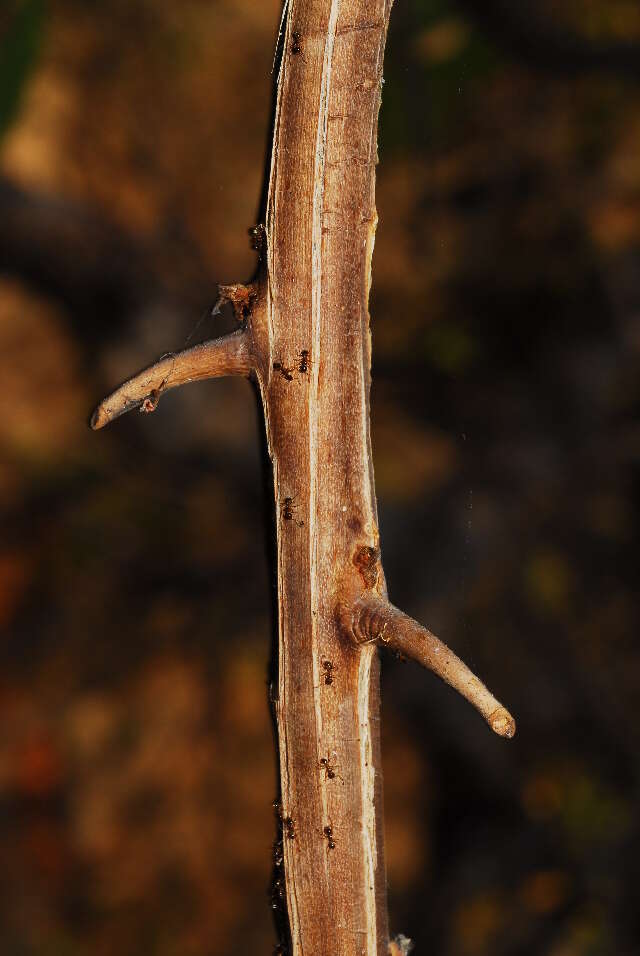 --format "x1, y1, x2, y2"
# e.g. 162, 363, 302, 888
323, 825, 336, 852
249, 223, 266, 255
284, 816, 296, 840
271, 874, 286, 910
282, 495, 304, 528
140, 379, 166, 414
319, 752, 342, 782
291, 31, 303, 56
272, 838, 284, 868
271, 798, 287, 923
273, 361, 294, 382
299, 349, 310, 373
321, 660, 335, 685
